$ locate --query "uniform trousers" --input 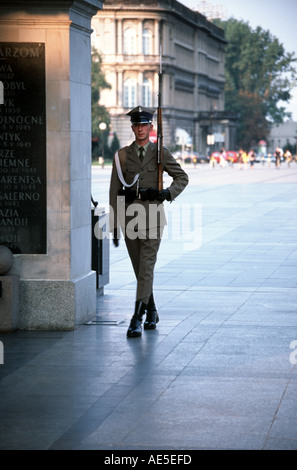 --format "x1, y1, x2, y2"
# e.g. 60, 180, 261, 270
124, 227, 163, 305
